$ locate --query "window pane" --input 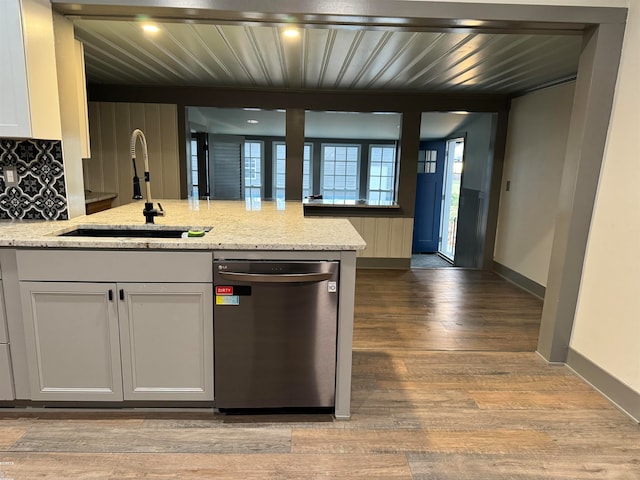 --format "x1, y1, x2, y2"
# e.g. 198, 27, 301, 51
190, 139, 199, 193
244, 141, 263, 196
302, 143, 312, 197
367, 145, 396, 203
382, 148, 394, 161
320, 144, 359, 200
324, 161, 334, 175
